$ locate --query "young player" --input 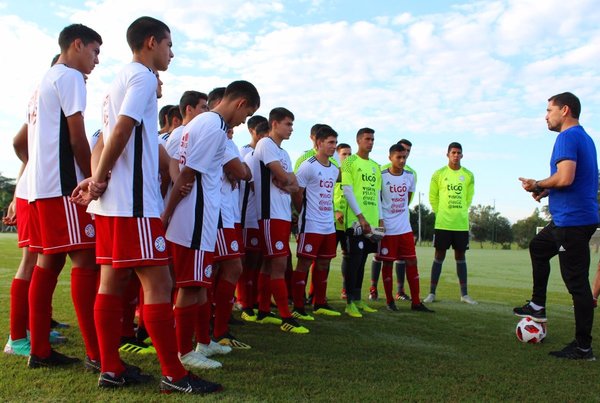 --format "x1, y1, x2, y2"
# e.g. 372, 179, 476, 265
291, 125, 341, 318
335, 143, 351, 299
370, 139, 416, 301
251, 107, 307, 333
342, 128, 381, 317
424, 142, 476, 305
75, 16, 221, 393
376, 144, 433, 312
26, 23, 102, 369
